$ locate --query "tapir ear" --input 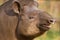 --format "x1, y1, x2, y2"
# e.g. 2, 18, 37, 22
34, 1, 39, 7
12, 2, 20, 14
